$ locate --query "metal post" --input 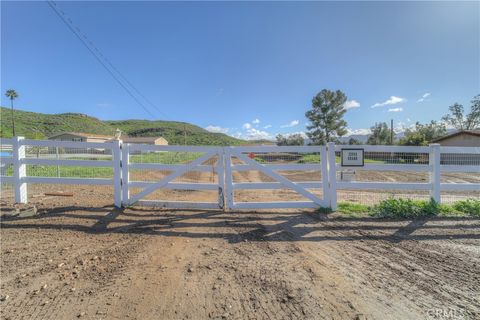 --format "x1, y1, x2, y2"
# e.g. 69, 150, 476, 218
327, 142, 337, 211
13, 136, 27, 203
112, 140, 122, 208
429, 143, 441, 203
